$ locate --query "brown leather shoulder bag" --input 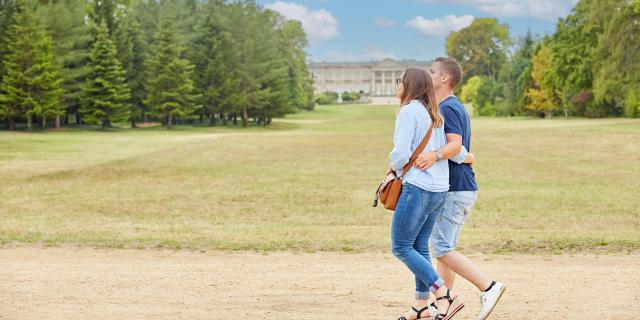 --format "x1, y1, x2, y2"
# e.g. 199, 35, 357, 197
373, 123, 434, 210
